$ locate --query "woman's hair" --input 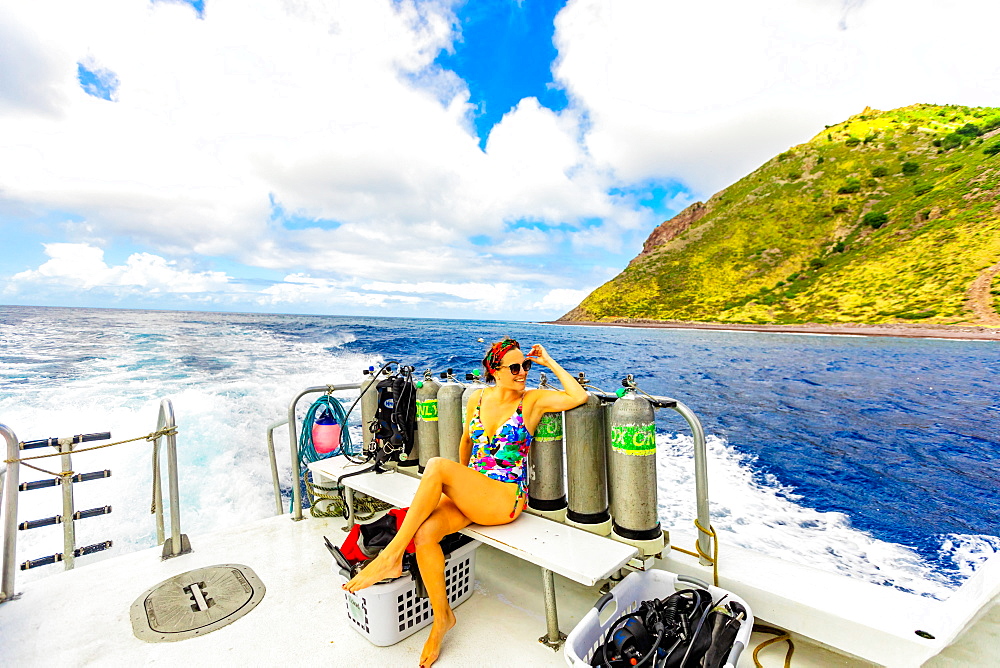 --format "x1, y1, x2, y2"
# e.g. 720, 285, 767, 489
482, 337, 520, 383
